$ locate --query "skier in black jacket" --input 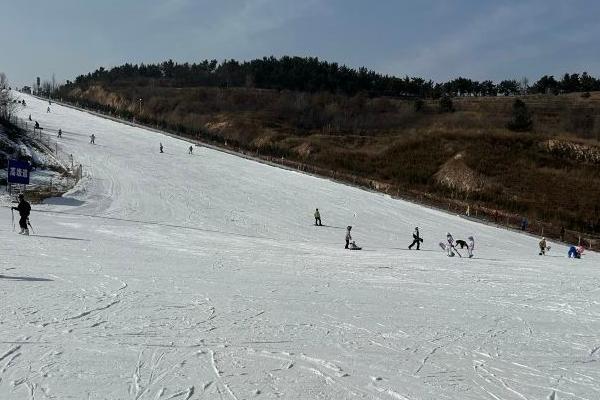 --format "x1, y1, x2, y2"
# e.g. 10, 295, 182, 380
408, 227, 422, 250
12, 194, 31, 235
